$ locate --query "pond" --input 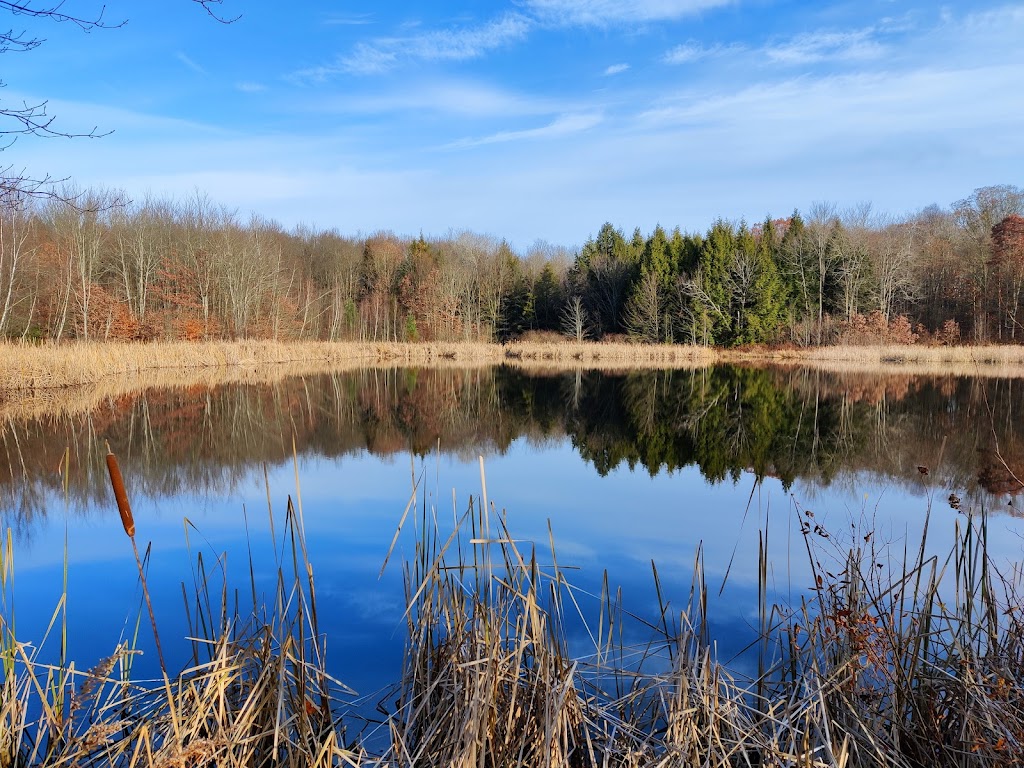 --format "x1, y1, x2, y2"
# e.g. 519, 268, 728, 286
4, 364, 1024, 735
